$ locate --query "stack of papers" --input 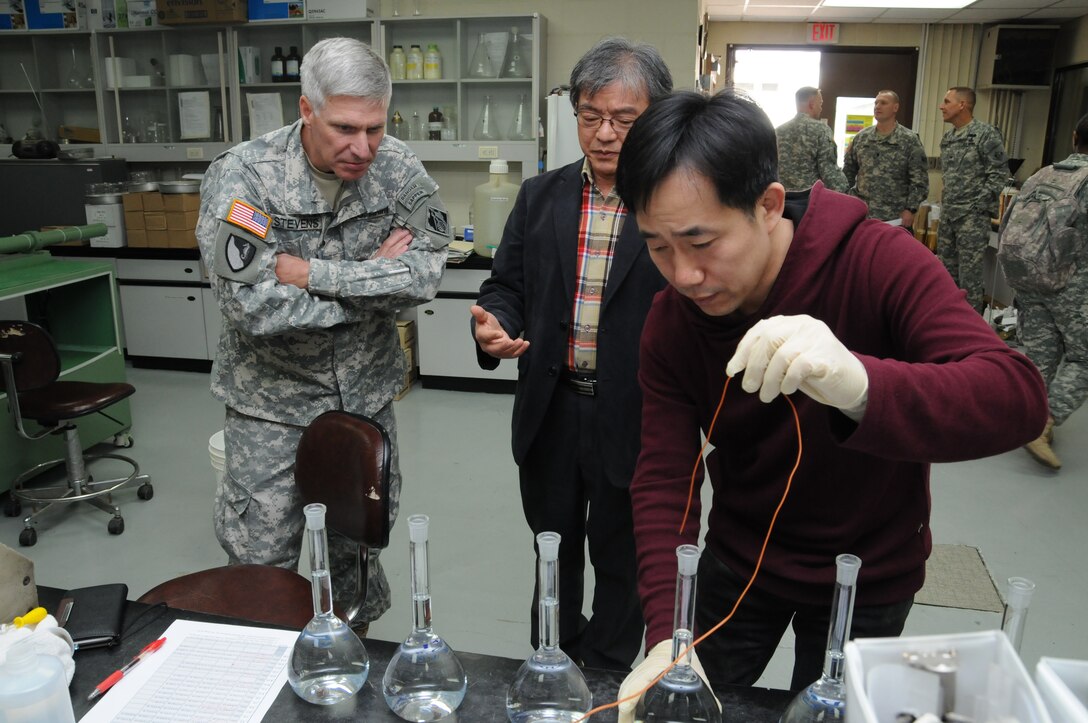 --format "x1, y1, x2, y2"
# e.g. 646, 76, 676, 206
447, 240, 474, 263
